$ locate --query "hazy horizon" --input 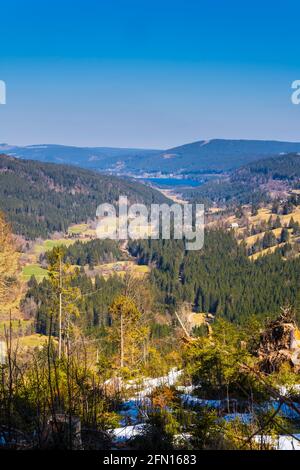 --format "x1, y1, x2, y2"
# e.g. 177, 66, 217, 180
4, 136, 300, 152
